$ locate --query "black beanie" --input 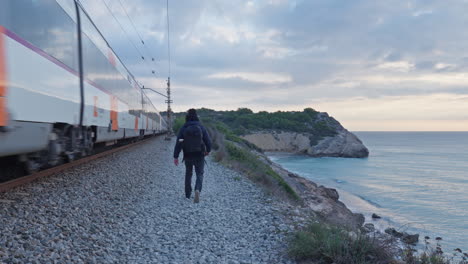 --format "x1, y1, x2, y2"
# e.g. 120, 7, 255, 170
188, 108, 197, 116
186, 108, 199, 121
